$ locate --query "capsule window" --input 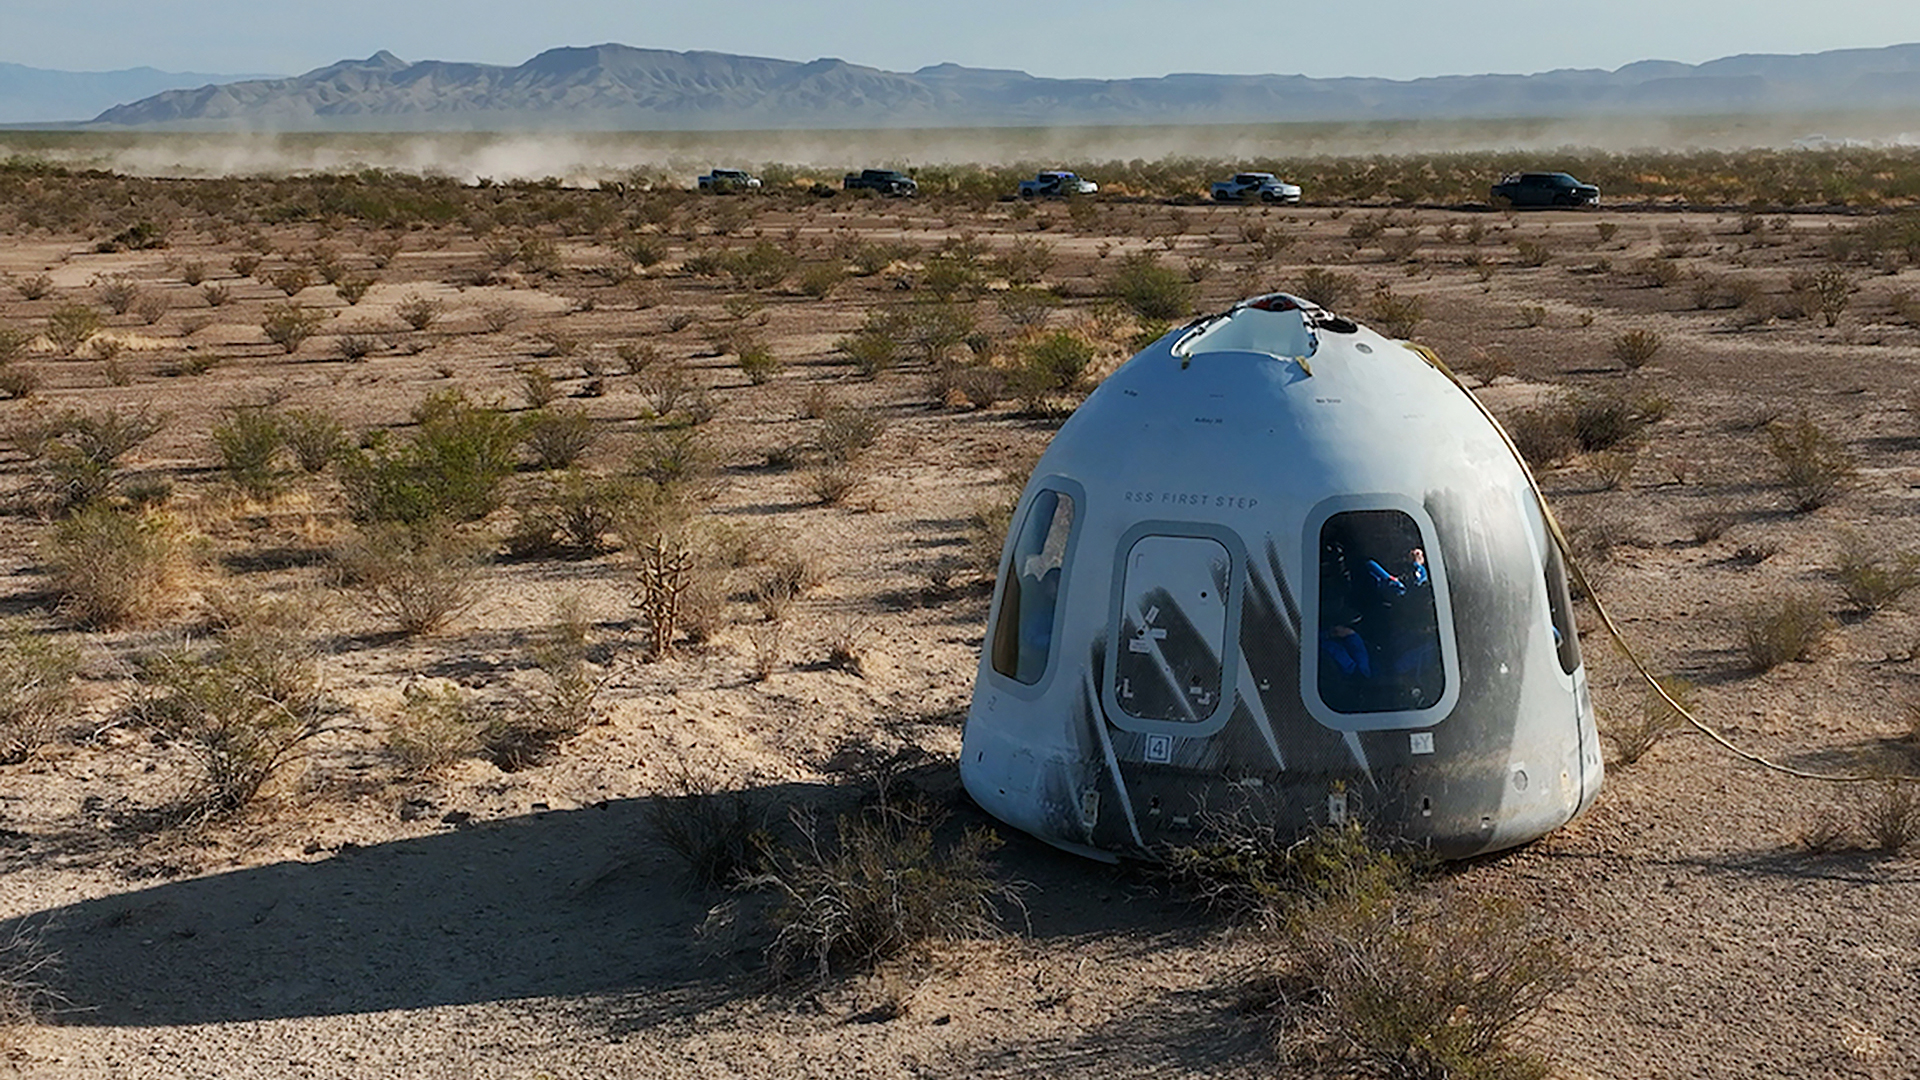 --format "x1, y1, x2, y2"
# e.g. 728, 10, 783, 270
1316, 510, 1446, 715
1544, 539, 1582, 675
989, 490, 1076, 685
1113, 535, 1231, 723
